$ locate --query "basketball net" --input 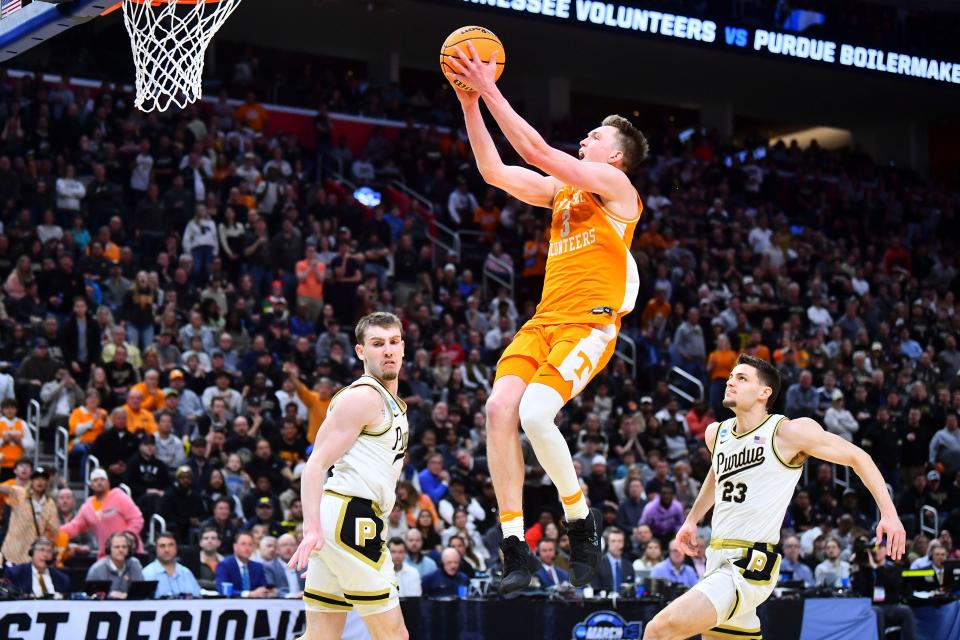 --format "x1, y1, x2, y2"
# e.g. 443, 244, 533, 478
121, 0, 244, 112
